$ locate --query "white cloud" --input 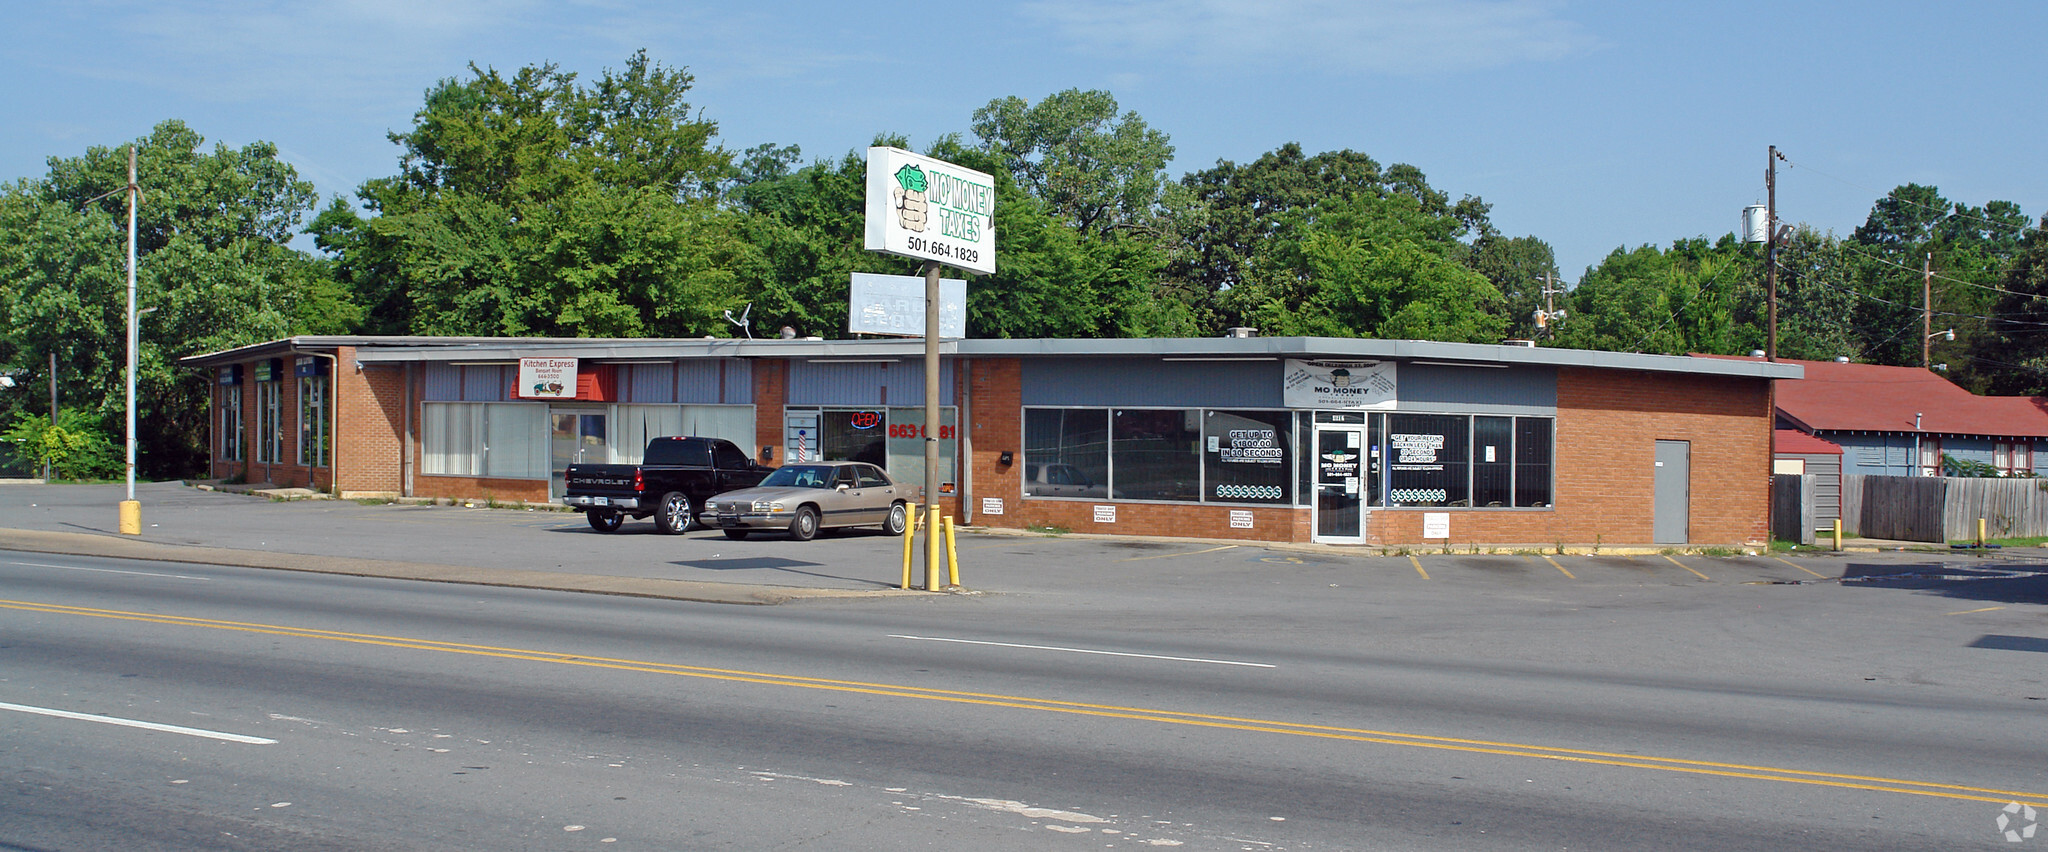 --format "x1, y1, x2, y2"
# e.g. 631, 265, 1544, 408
1022, 0, 1596, 75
